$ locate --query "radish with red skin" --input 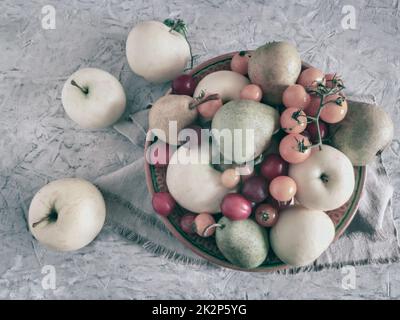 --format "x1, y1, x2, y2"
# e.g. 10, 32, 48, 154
180, 214, 196, 234
152, 192, 176, 217
260, 154, 288, 181
241, 176, 268, 203
221, 194, 252, 220
172, 74, 196, 96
